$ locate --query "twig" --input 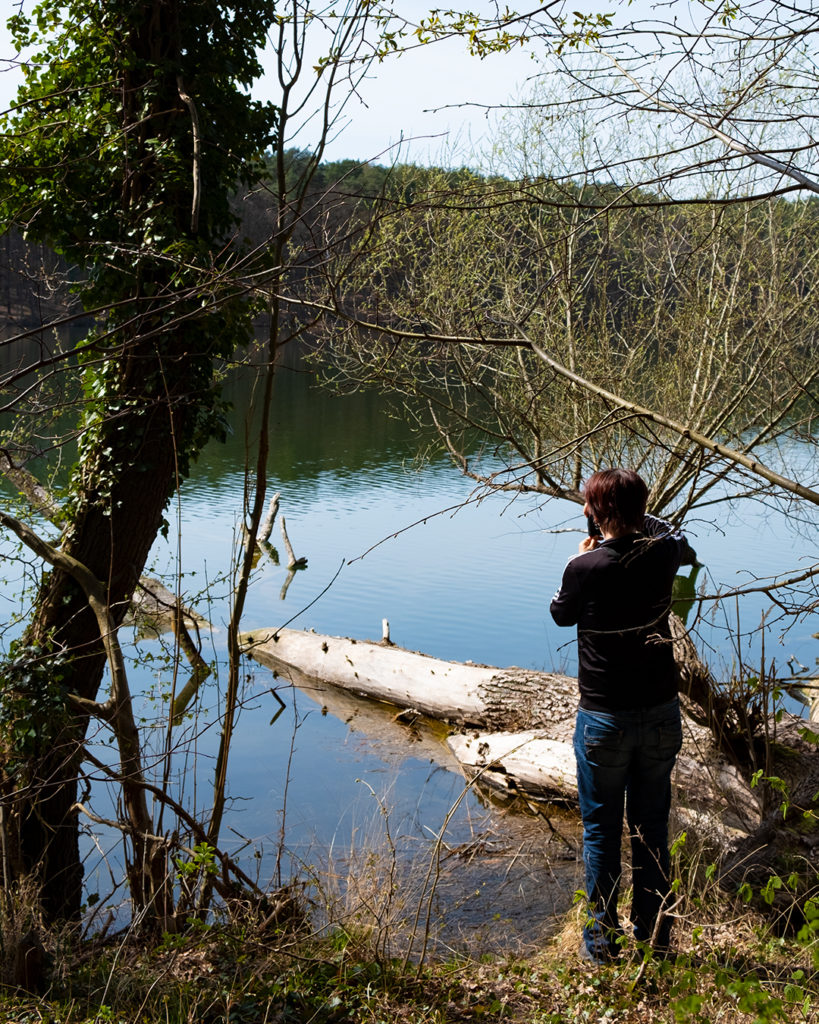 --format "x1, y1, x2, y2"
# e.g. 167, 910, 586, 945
176, 76, 201, 233
259, 492, 280, 544
280, 515, 307, 570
